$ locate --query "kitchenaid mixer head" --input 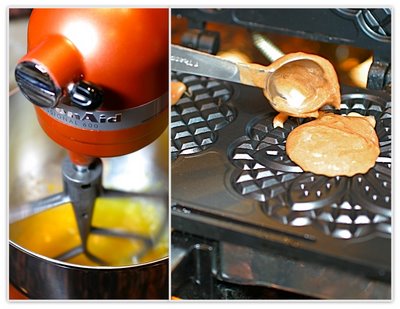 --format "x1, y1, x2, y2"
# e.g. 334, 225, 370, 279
15, 8, 169, 165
